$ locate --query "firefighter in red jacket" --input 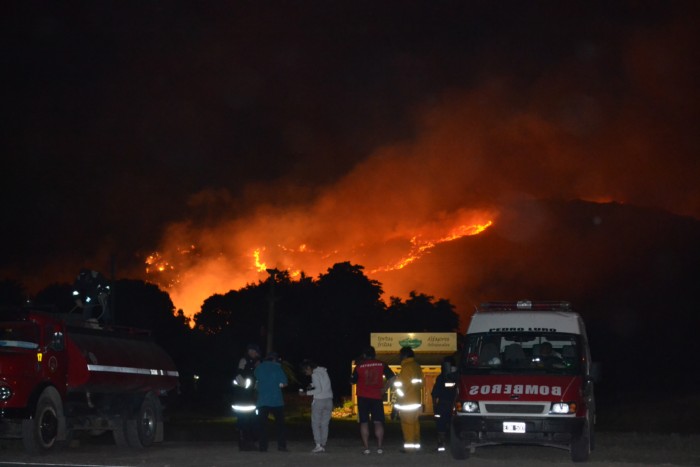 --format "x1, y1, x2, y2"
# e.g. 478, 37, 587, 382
393, 346, 424, 452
